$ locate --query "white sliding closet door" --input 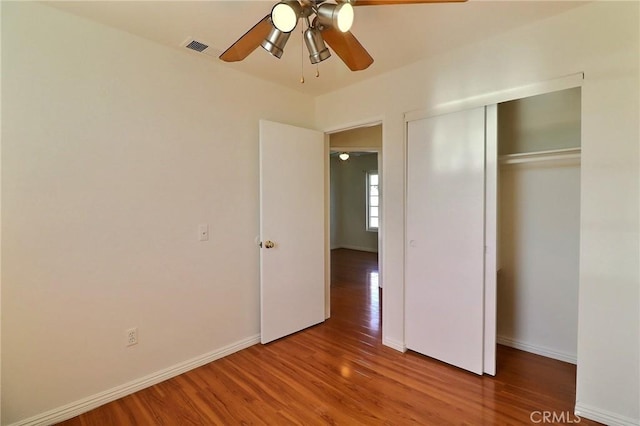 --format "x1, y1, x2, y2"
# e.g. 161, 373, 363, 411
406, 106, 489, 375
